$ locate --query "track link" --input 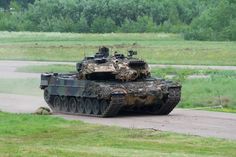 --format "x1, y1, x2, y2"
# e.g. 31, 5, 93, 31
45, 87, 180, 117
147, 87, 181, 115
102, 94, 125, 117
